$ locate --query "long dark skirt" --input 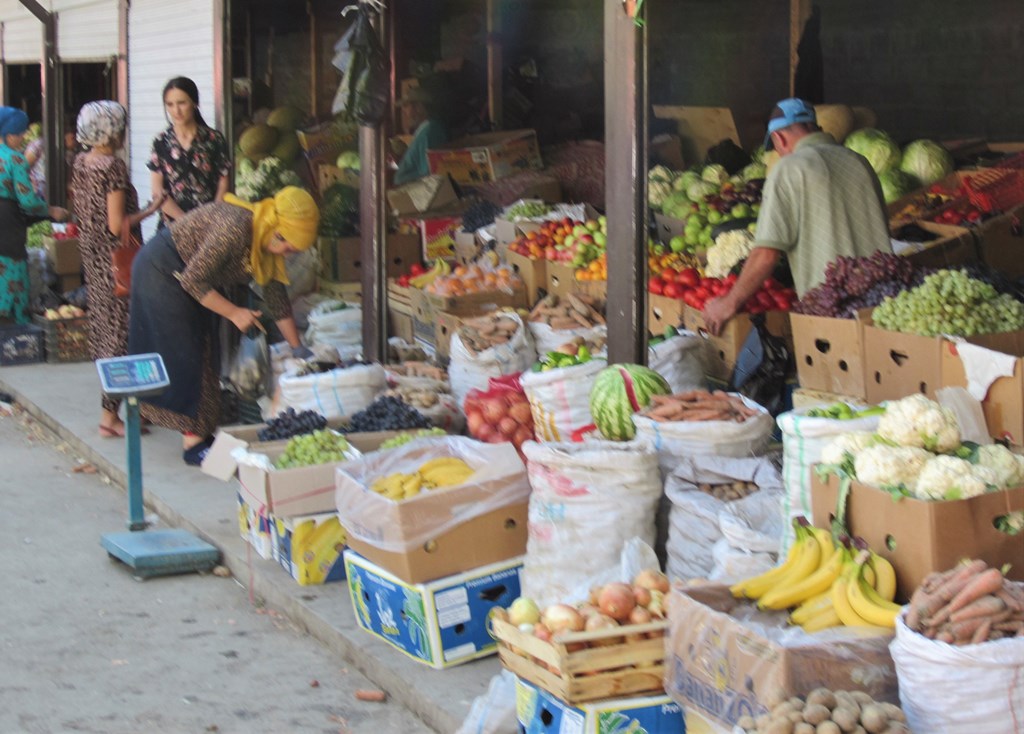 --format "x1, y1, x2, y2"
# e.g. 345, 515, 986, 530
128, 228, 220, 436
